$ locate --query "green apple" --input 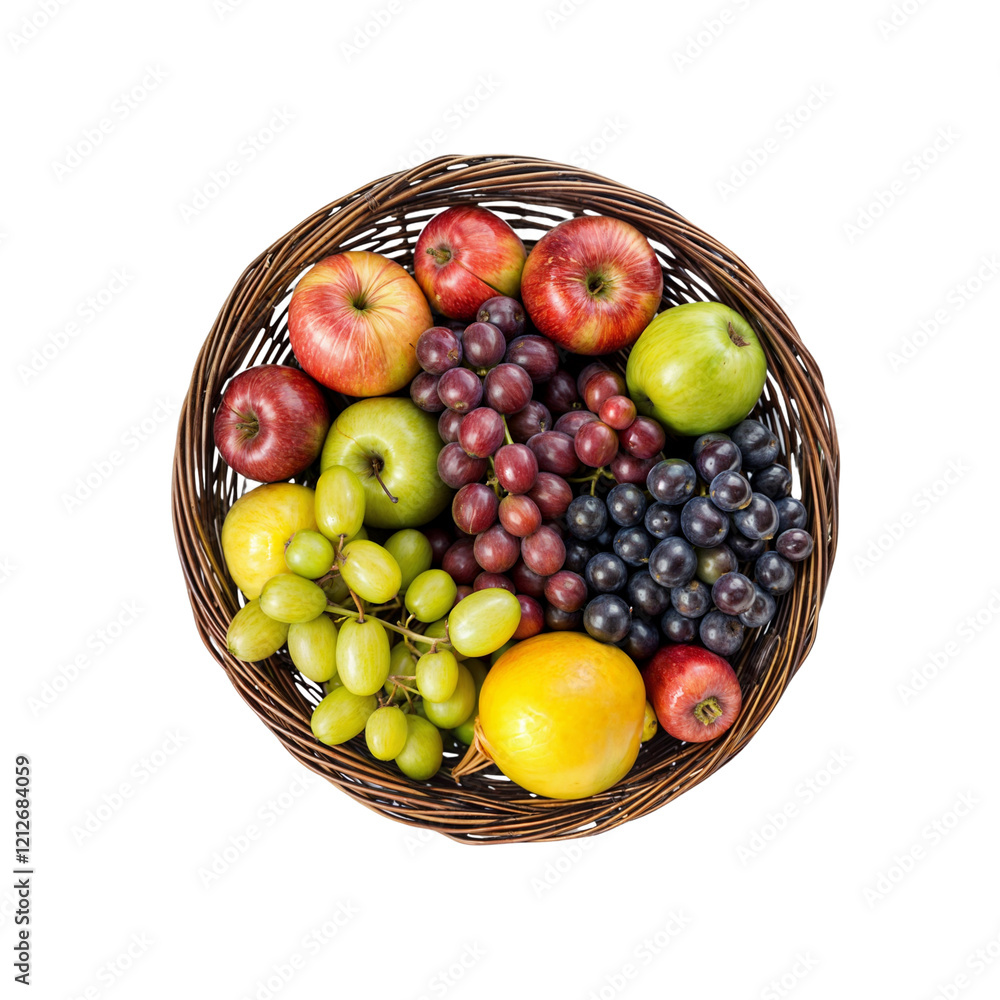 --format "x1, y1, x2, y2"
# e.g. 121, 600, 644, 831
320, 397, 451, 529
625, 301, 767, 436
